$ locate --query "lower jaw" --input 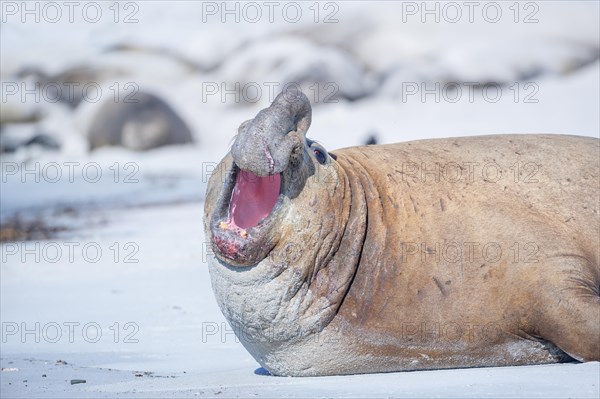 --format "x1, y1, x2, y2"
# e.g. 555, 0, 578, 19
211, 203, 284, 268
211, 224, 278, 267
